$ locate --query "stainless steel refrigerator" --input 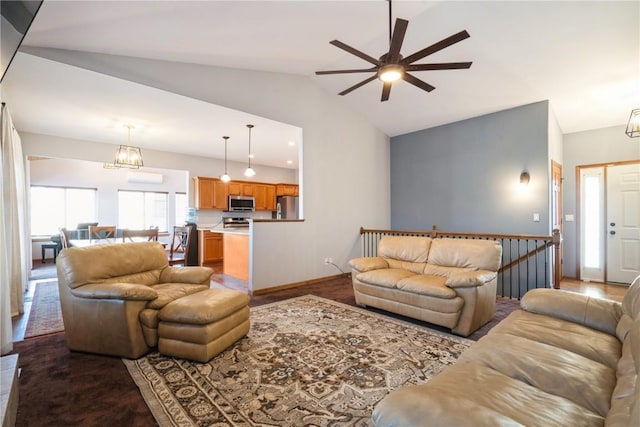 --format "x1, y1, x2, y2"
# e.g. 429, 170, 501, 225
274, 196, 298, 219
